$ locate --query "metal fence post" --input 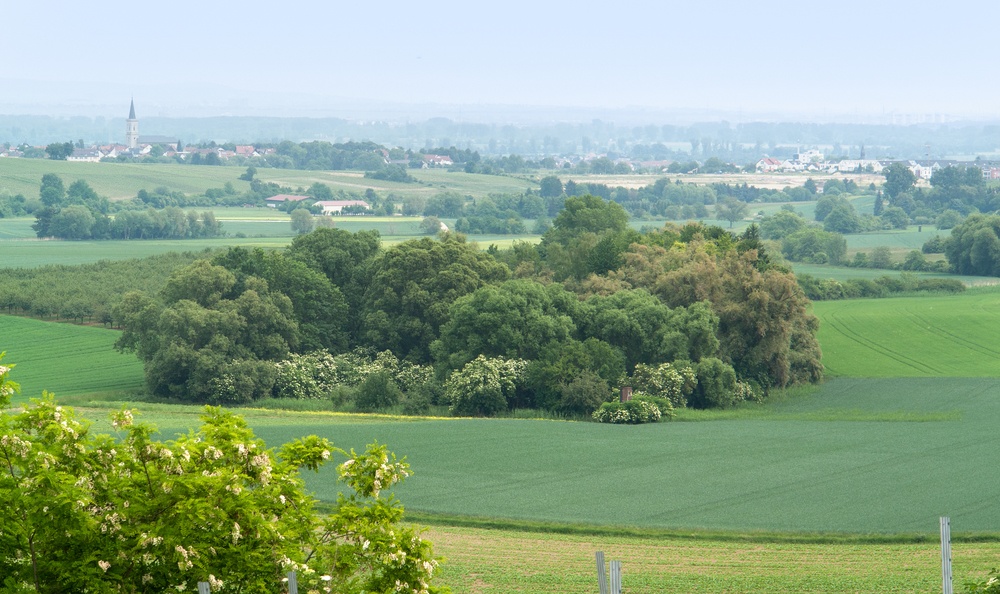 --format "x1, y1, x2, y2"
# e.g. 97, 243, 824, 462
596, 551, 608, 594
941, 517, 953, 594
610, 560, 622, 594
197, 583, 210, 594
